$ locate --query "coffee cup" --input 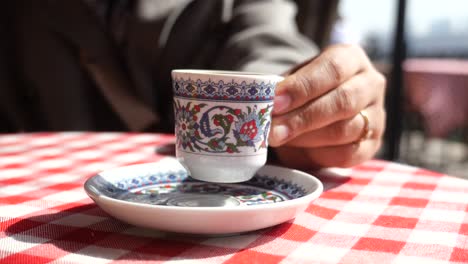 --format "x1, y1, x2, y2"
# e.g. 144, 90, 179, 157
172, 70, 283, 183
